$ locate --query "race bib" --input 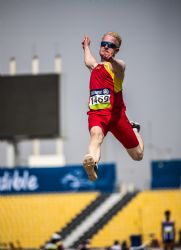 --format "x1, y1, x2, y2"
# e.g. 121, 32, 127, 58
164, 226, 173, 233
89, 88, 111, 110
